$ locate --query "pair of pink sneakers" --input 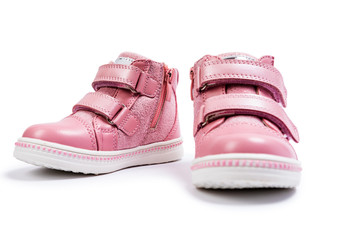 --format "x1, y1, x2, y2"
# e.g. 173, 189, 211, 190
13, 52, 301, 189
